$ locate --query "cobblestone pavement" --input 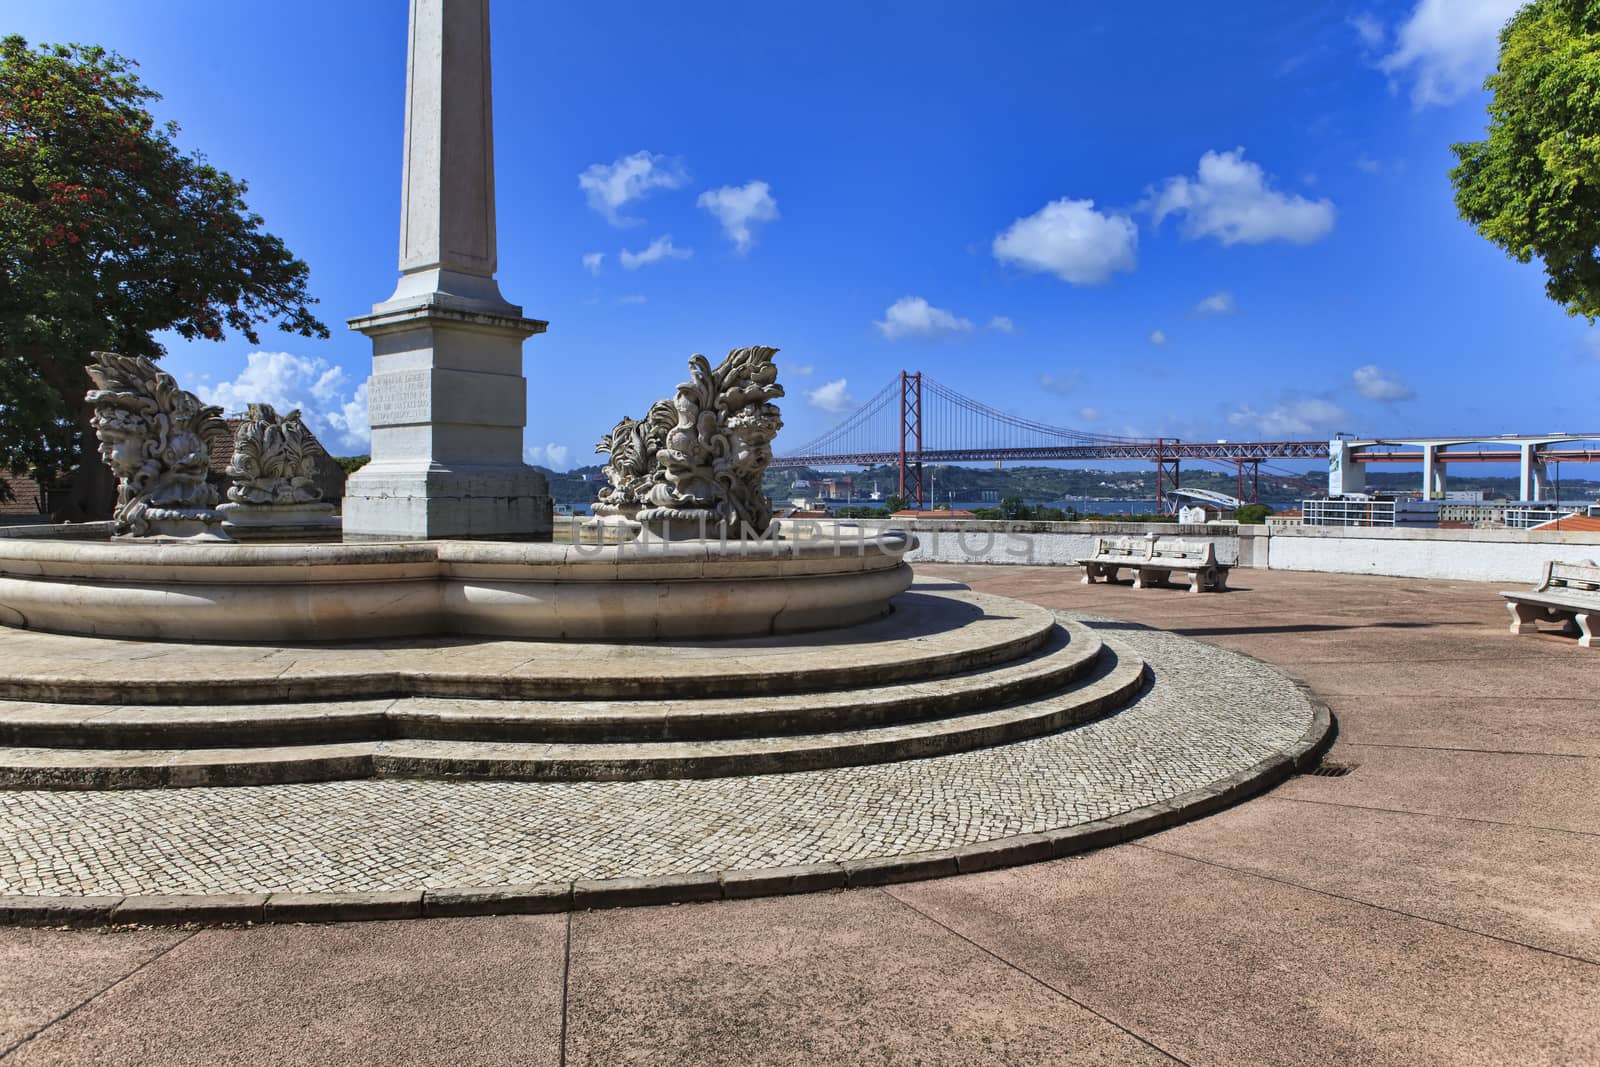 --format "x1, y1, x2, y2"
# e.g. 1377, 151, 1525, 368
0, 618, 1312, 896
